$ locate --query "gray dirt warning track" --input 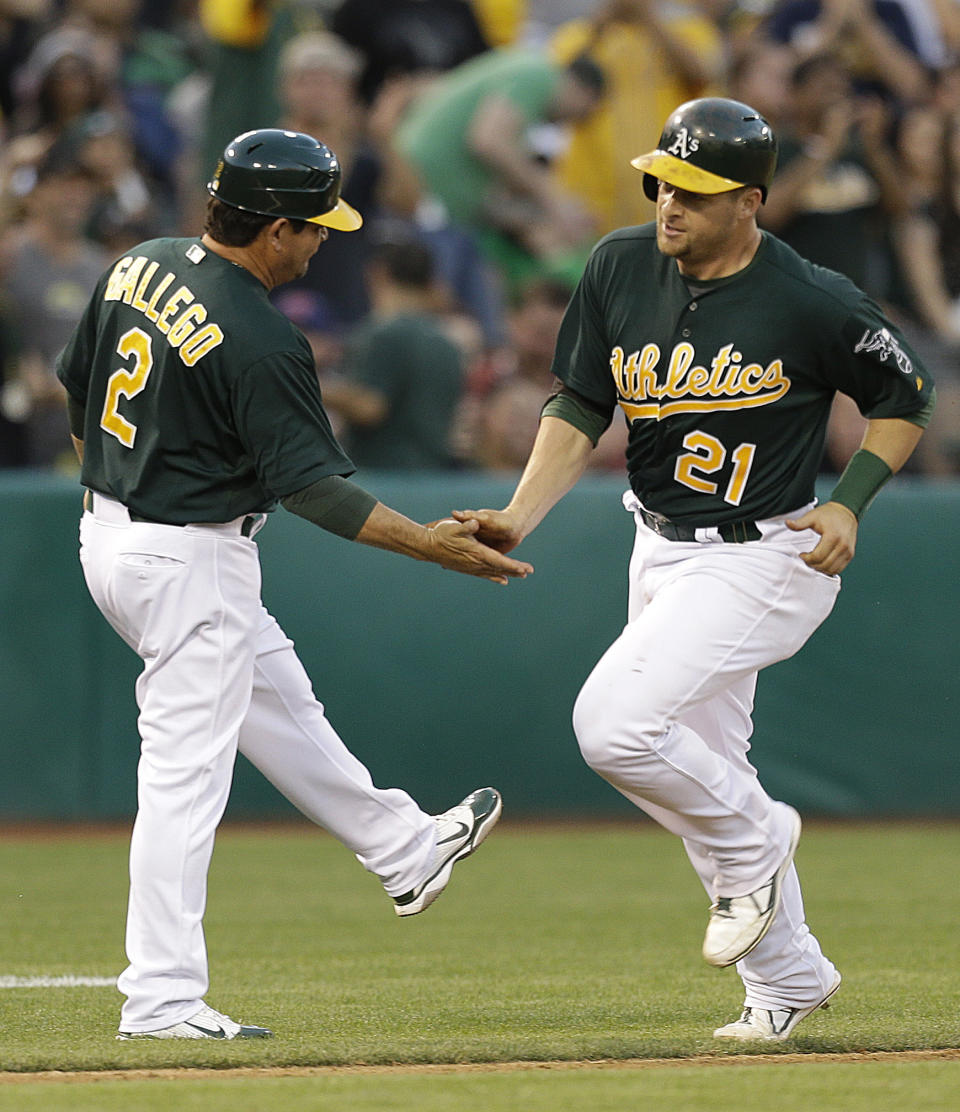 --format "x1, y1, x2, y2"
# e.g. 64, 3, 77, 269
2, 1048, 959, 1085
